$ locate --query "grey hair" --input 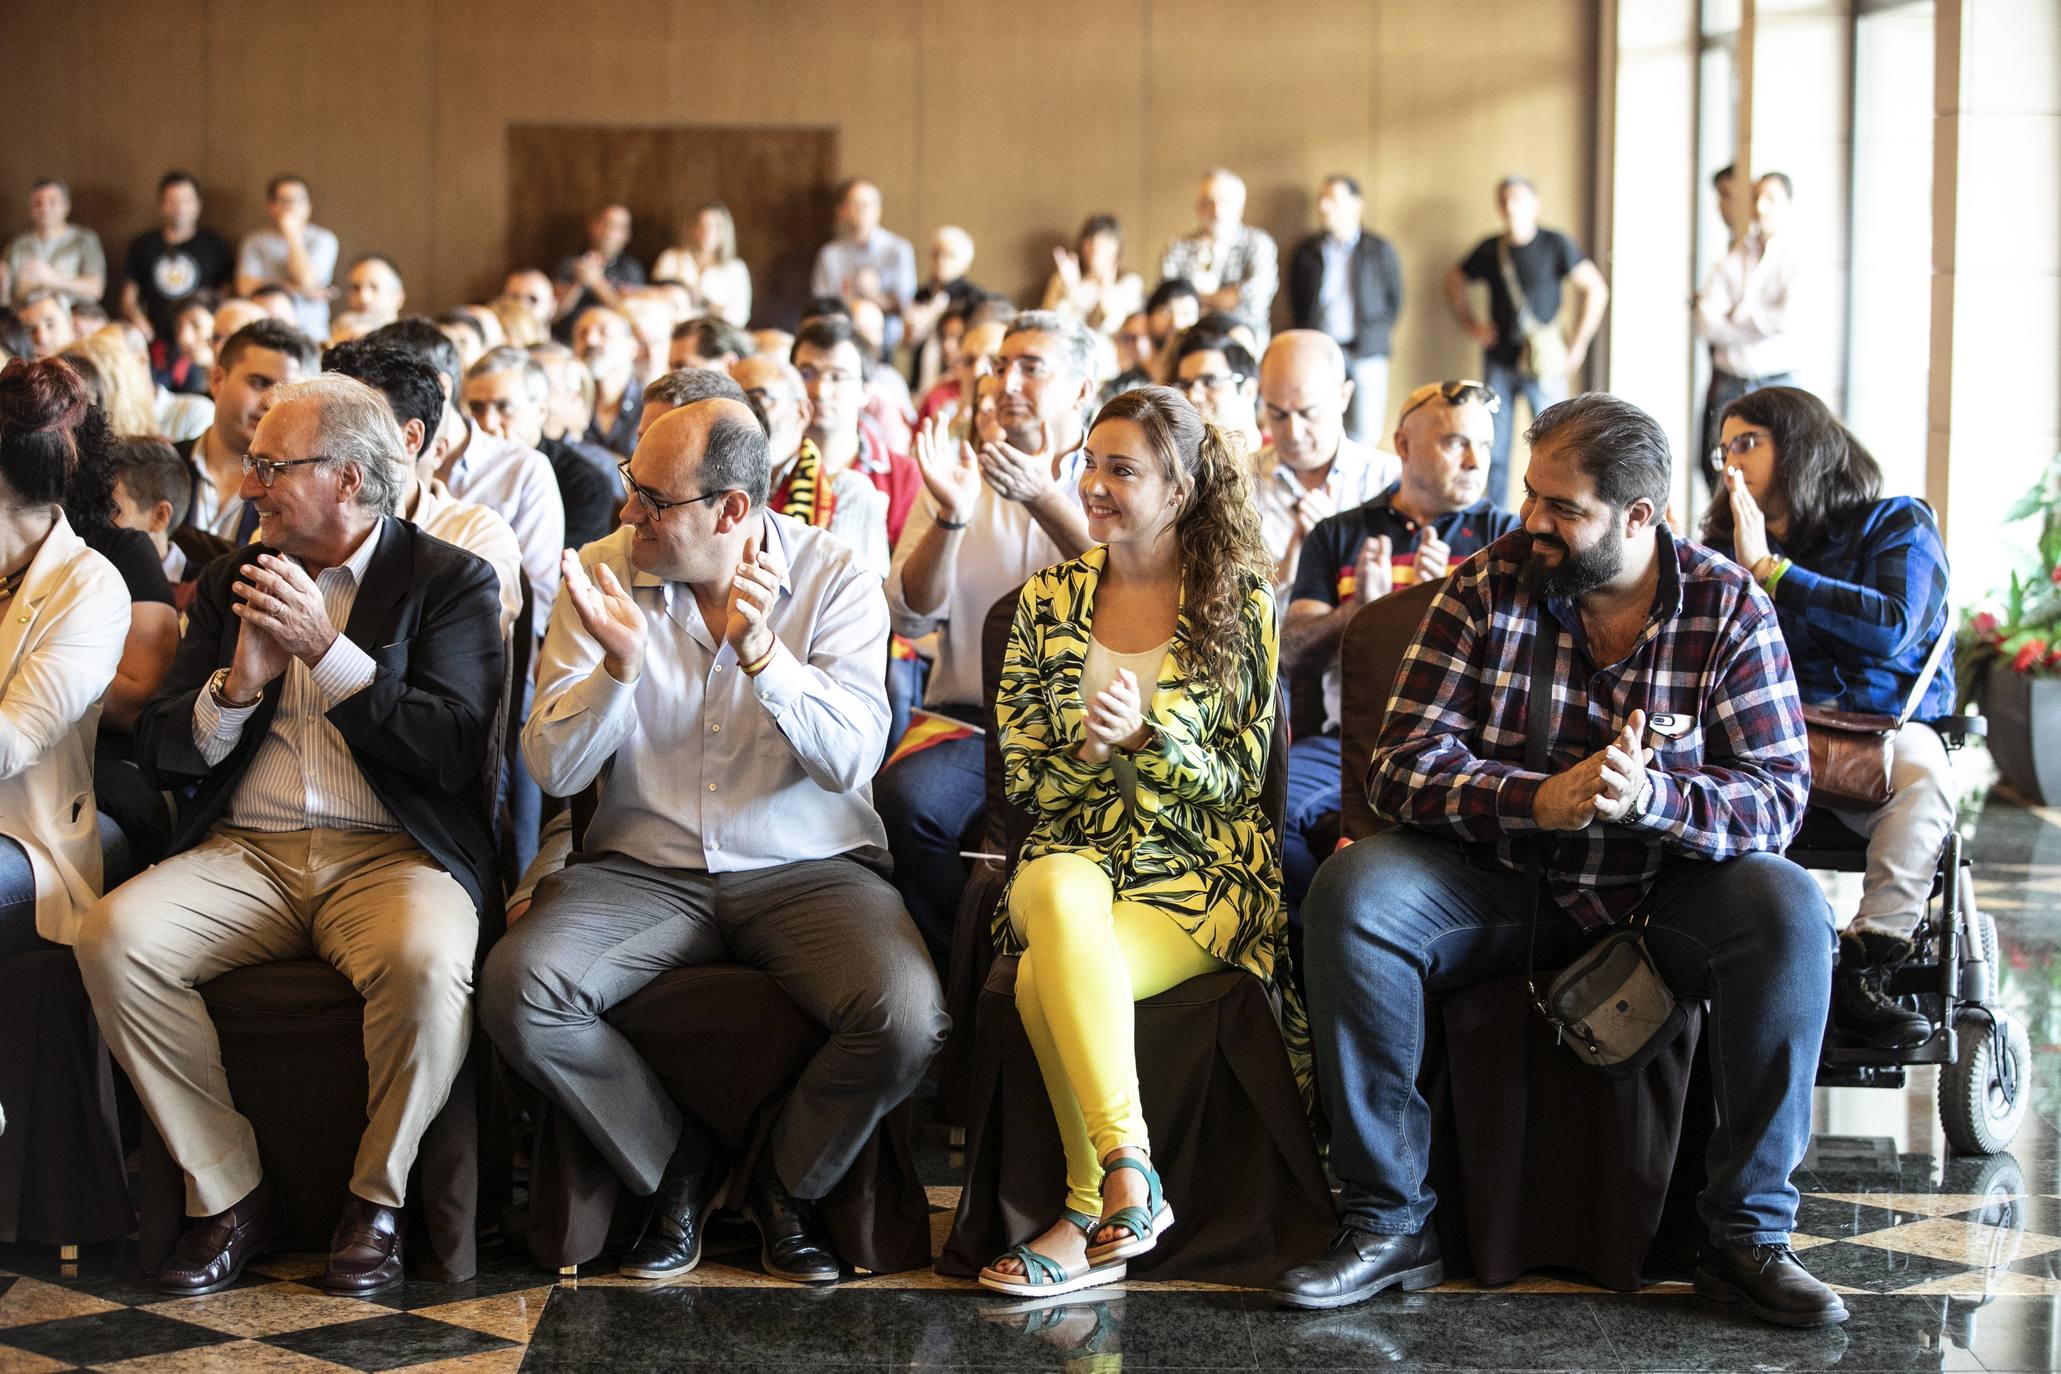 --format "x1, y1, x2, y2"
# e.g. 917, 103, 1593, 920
645, 366, 748, 410
698, 407, 772, 510
267, 374, 409, 516
467, 344, 549, 405
1005, 310, 1098, 383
